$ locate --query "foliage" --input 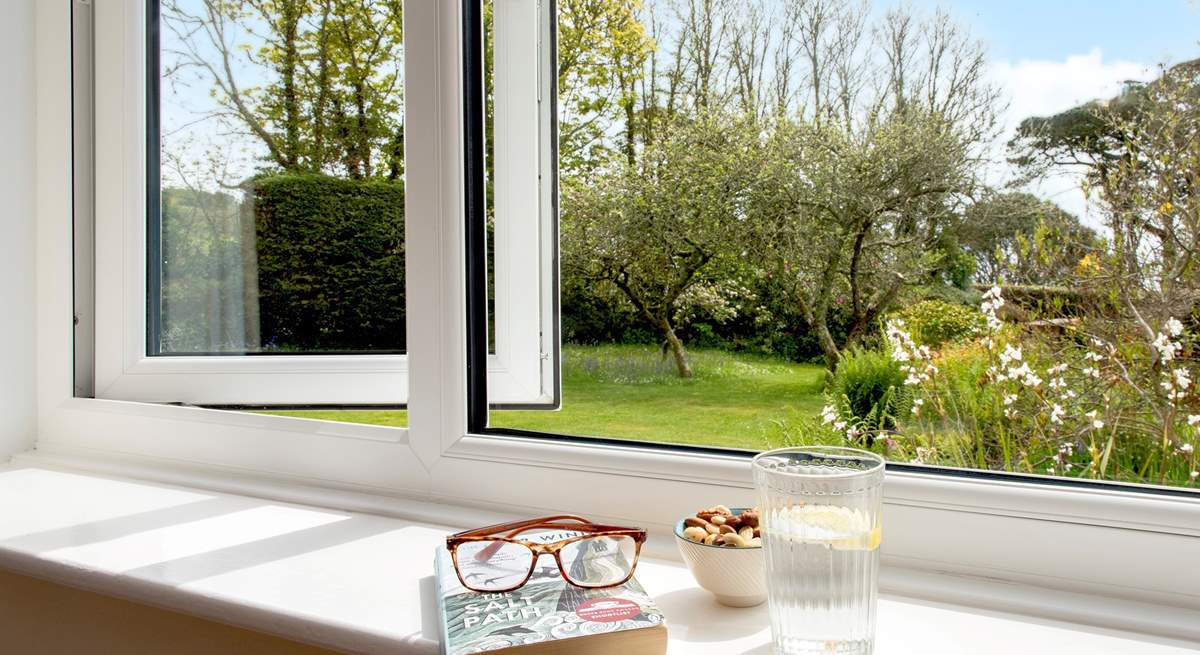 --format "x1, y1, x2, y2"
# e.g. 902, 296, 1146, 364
561, 113, 761, 377
561, 279, 651, 346
1011, 59, 1200, 331
822, 347, 911, 442
556, 0, 653, 174
162, 0, 406, 179
159, 187, 254, 352
557, 2, 1004, 372
866, 288, 1199, 486
984, 284, 1107, 319
754, 108, 985, 366
903, 283, 981, 309
892, 300, 985, 348
1090, 61, 1200, 330
960, 192, 1100, 285
1000, 60, 1200, 487
253, 174, 405, 351
763, 412, 857, 453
